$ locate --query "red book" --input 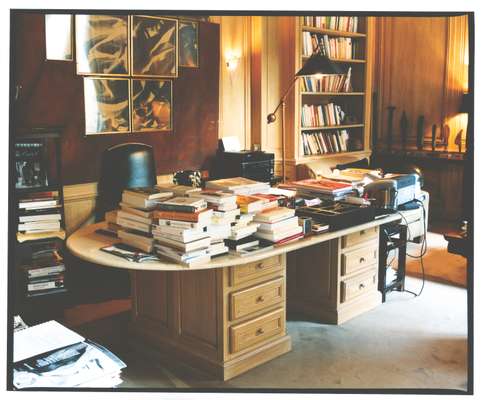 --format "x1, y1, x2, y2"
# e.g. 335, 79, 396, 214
290, 178, 353, 194
274, 232, 305, 246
